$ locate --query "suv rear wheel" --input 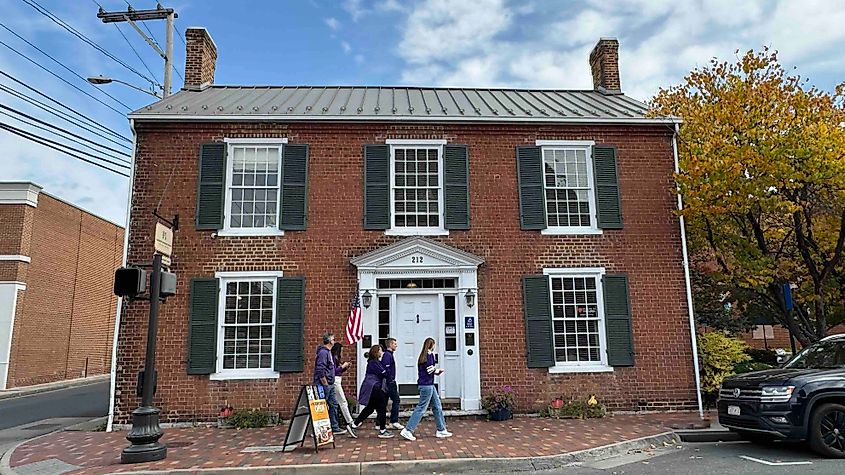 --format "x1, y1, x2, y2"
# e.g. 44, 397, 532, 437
808, 403, 845, 458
